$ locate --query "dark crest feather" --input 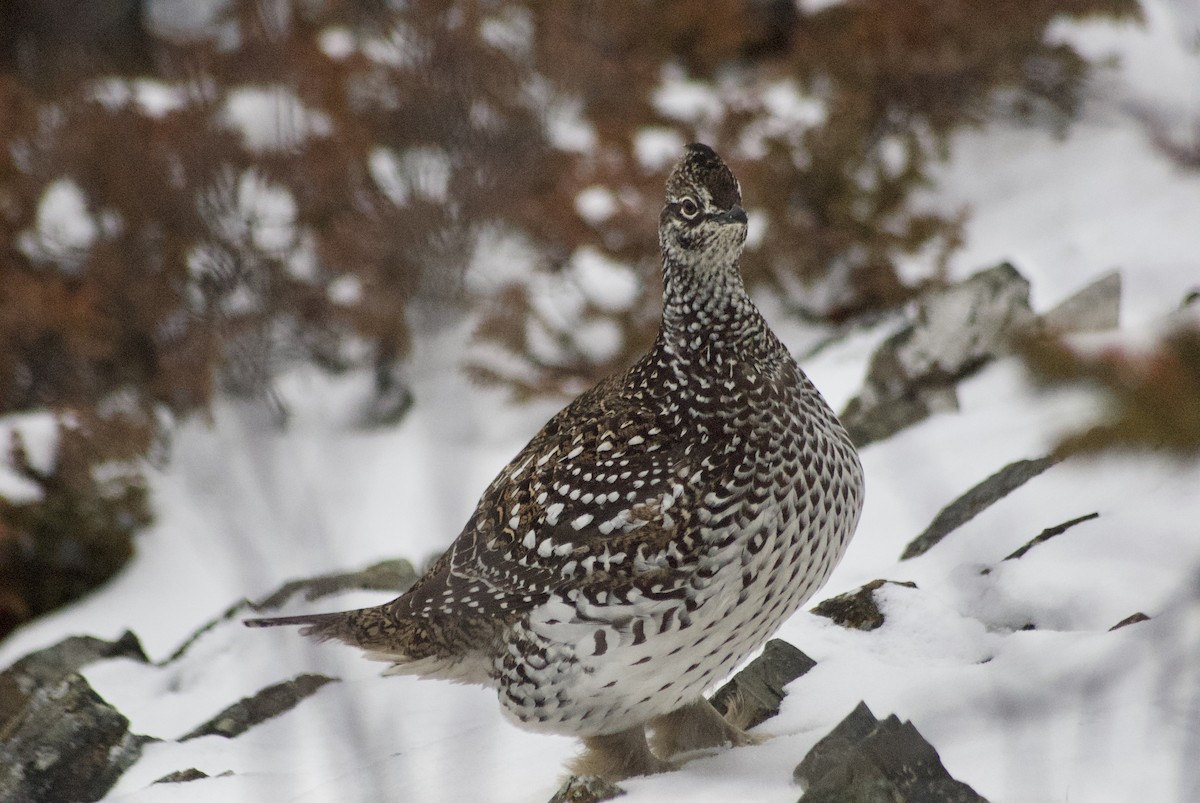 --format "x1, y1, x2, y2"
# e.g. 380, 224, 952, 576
683, 143, 741, 209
